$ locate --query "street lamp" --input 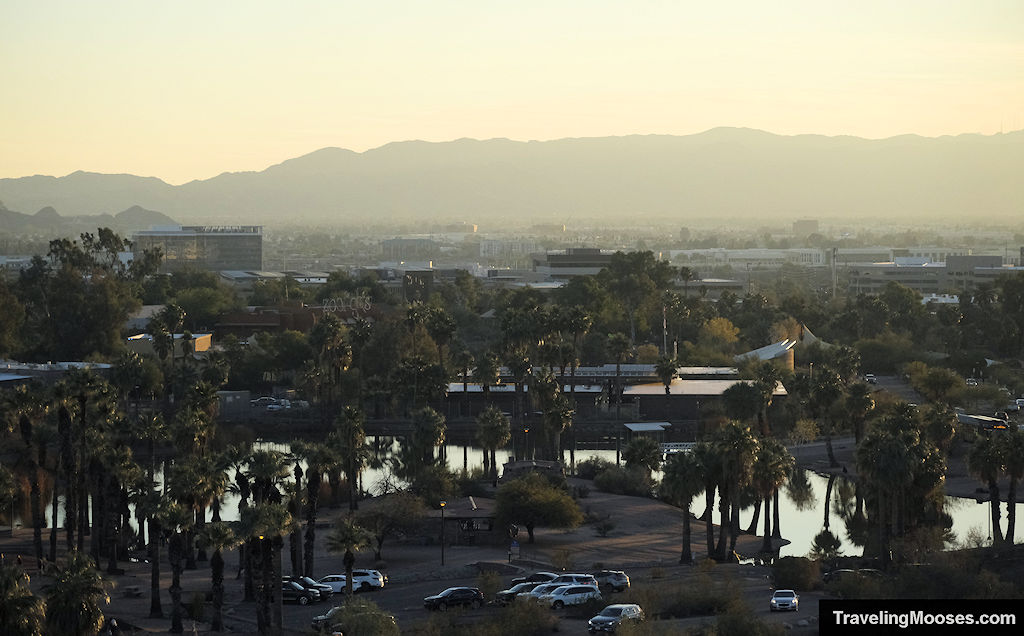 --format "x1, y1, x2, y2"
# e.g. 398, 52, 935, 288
439, 500, 447, 566
524, 428, 530, 460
